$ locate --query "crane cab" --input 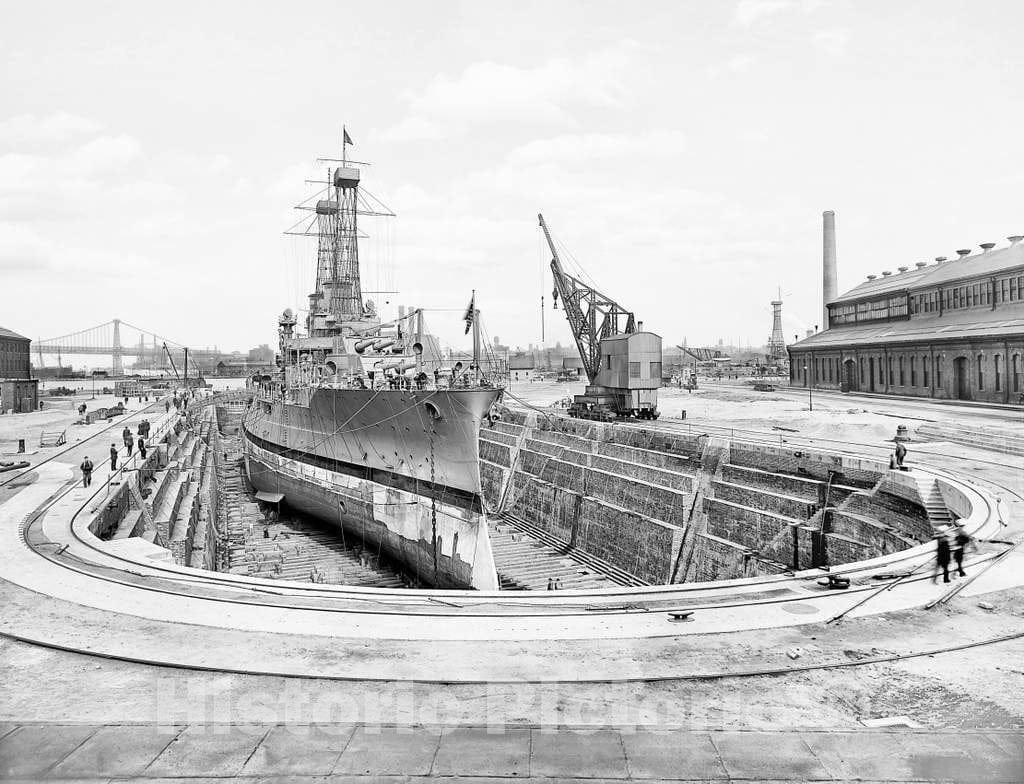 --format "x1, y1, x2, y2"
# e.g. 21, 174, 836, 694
571, 331, 662, 420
